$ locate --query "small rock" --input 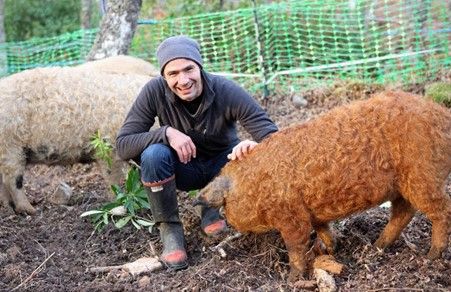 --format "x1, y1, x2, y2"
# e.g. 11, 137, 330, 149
0, 253, 7, 266
292, 95, 308, 108
123, 257, 163, 276
379, 201, 391, 208
6, 246, 21, 260
48, 182, 72, 205
138, 275, 151, 288
314, 268, 337, 292
313, 255, 344, 275
118, 270, 130, 280
4, 263, 21, 280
